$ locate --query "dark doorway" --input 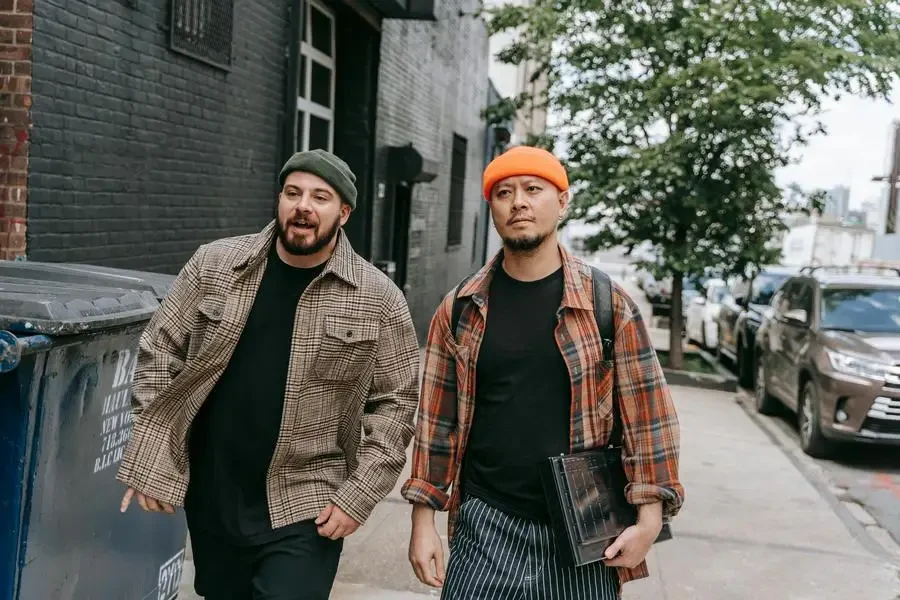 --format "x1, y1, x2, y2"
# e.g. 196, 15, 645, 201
391, 183, 412, 292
